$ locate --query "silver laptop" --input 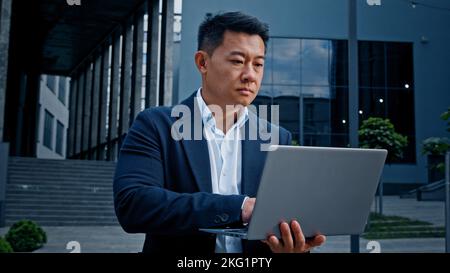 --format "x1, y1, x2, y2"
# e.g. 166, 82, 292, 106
200, 145, 387, 240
